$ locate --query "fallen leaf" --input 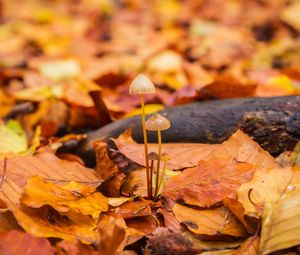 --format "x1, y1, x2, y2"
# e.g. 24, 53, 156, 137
238, 167, 300, 218
281, 1, 300, 31
38, 59, 81, 81
184, 231, 243, 253
0, 120, 27, 154
157, 208, 183, 233
115, 200, 152, 219
0, 178, 99, 243
93, 141, 119, 181
97, 216, 126, 255
223, 198, 258, 234
57, 240, 99, 255
233, 236, 259, 255
0, 152, 101, 189
0, 230, 55, 255
259, 189, 300, 254
173, 204, 247, 237
163, 159, 256, 207
21, 176, 108, 220
113, 129, 217, 170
